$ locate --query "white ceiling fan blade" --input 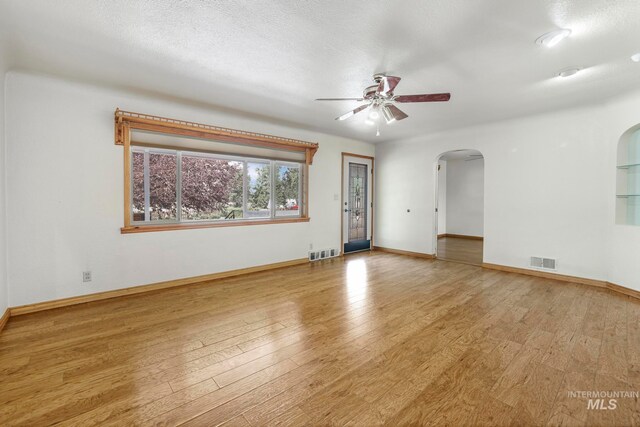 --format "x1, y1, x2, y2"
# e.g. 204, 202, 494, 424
335, 104, 369, 121
316, 98, 364, 101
